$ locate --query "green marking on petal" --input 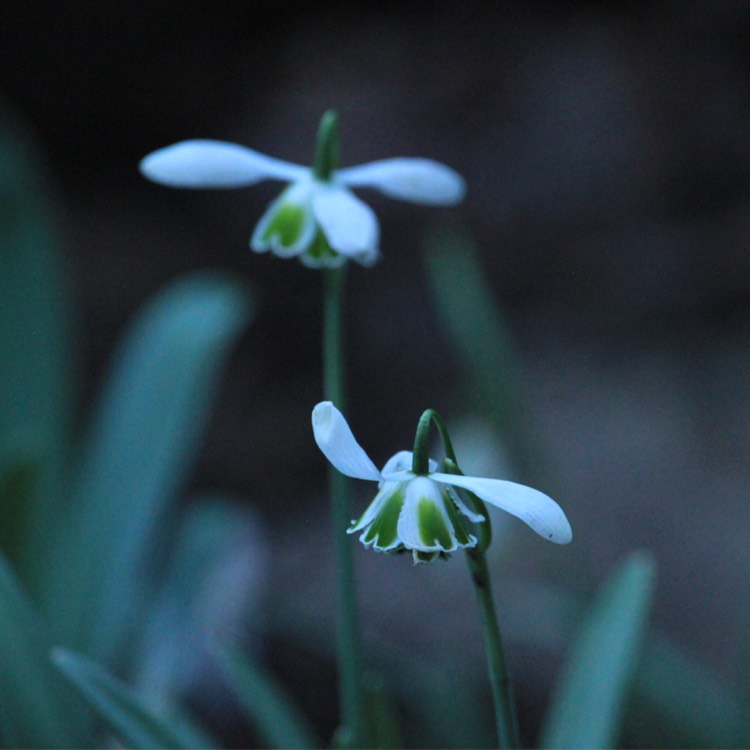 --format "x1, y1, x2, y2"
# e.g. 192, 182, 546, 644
417, 497, 453, 549
260, 201, 308, 248
300, 229, 343, 268
413, 550, 444, 564
362, 486, 405, 549
442, 490, 473, 546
